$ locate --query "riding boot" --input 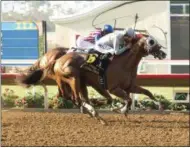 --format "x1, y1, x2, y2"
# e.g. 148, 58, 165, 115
97, 53, 112, 89
99, 69, 106, 89
89, 49, 101, 56
100, 52, 112, 60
